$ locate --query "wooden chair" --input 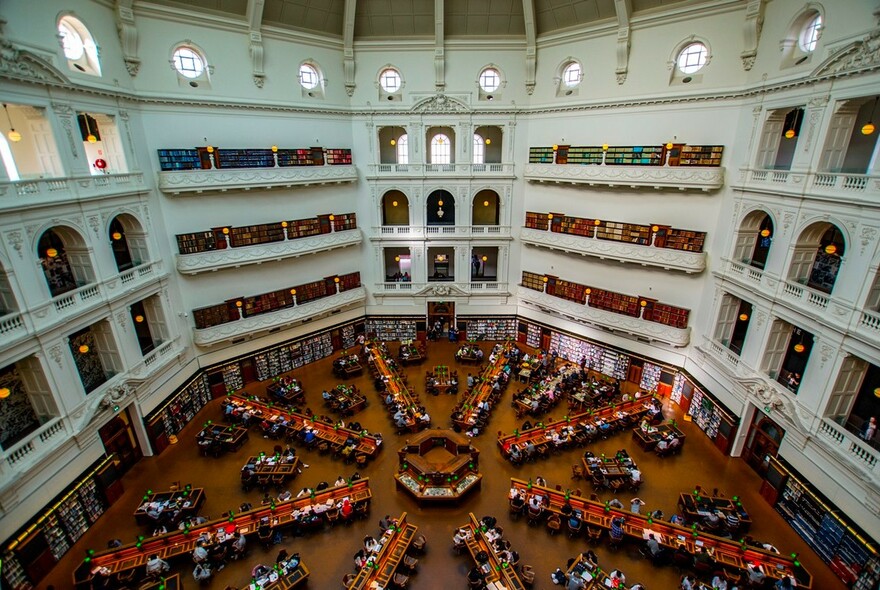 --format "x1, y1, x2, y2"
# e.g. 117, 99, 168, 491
403, 554, 419, 572
342, 573, 356, 588
392, 571, 410, 589
520, 565, 536, 587
546, 513, 561, 535
410, 534, 427, 554
325, 507, 340, 524
586, 526, 603, 544
571, 464, 585, 480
